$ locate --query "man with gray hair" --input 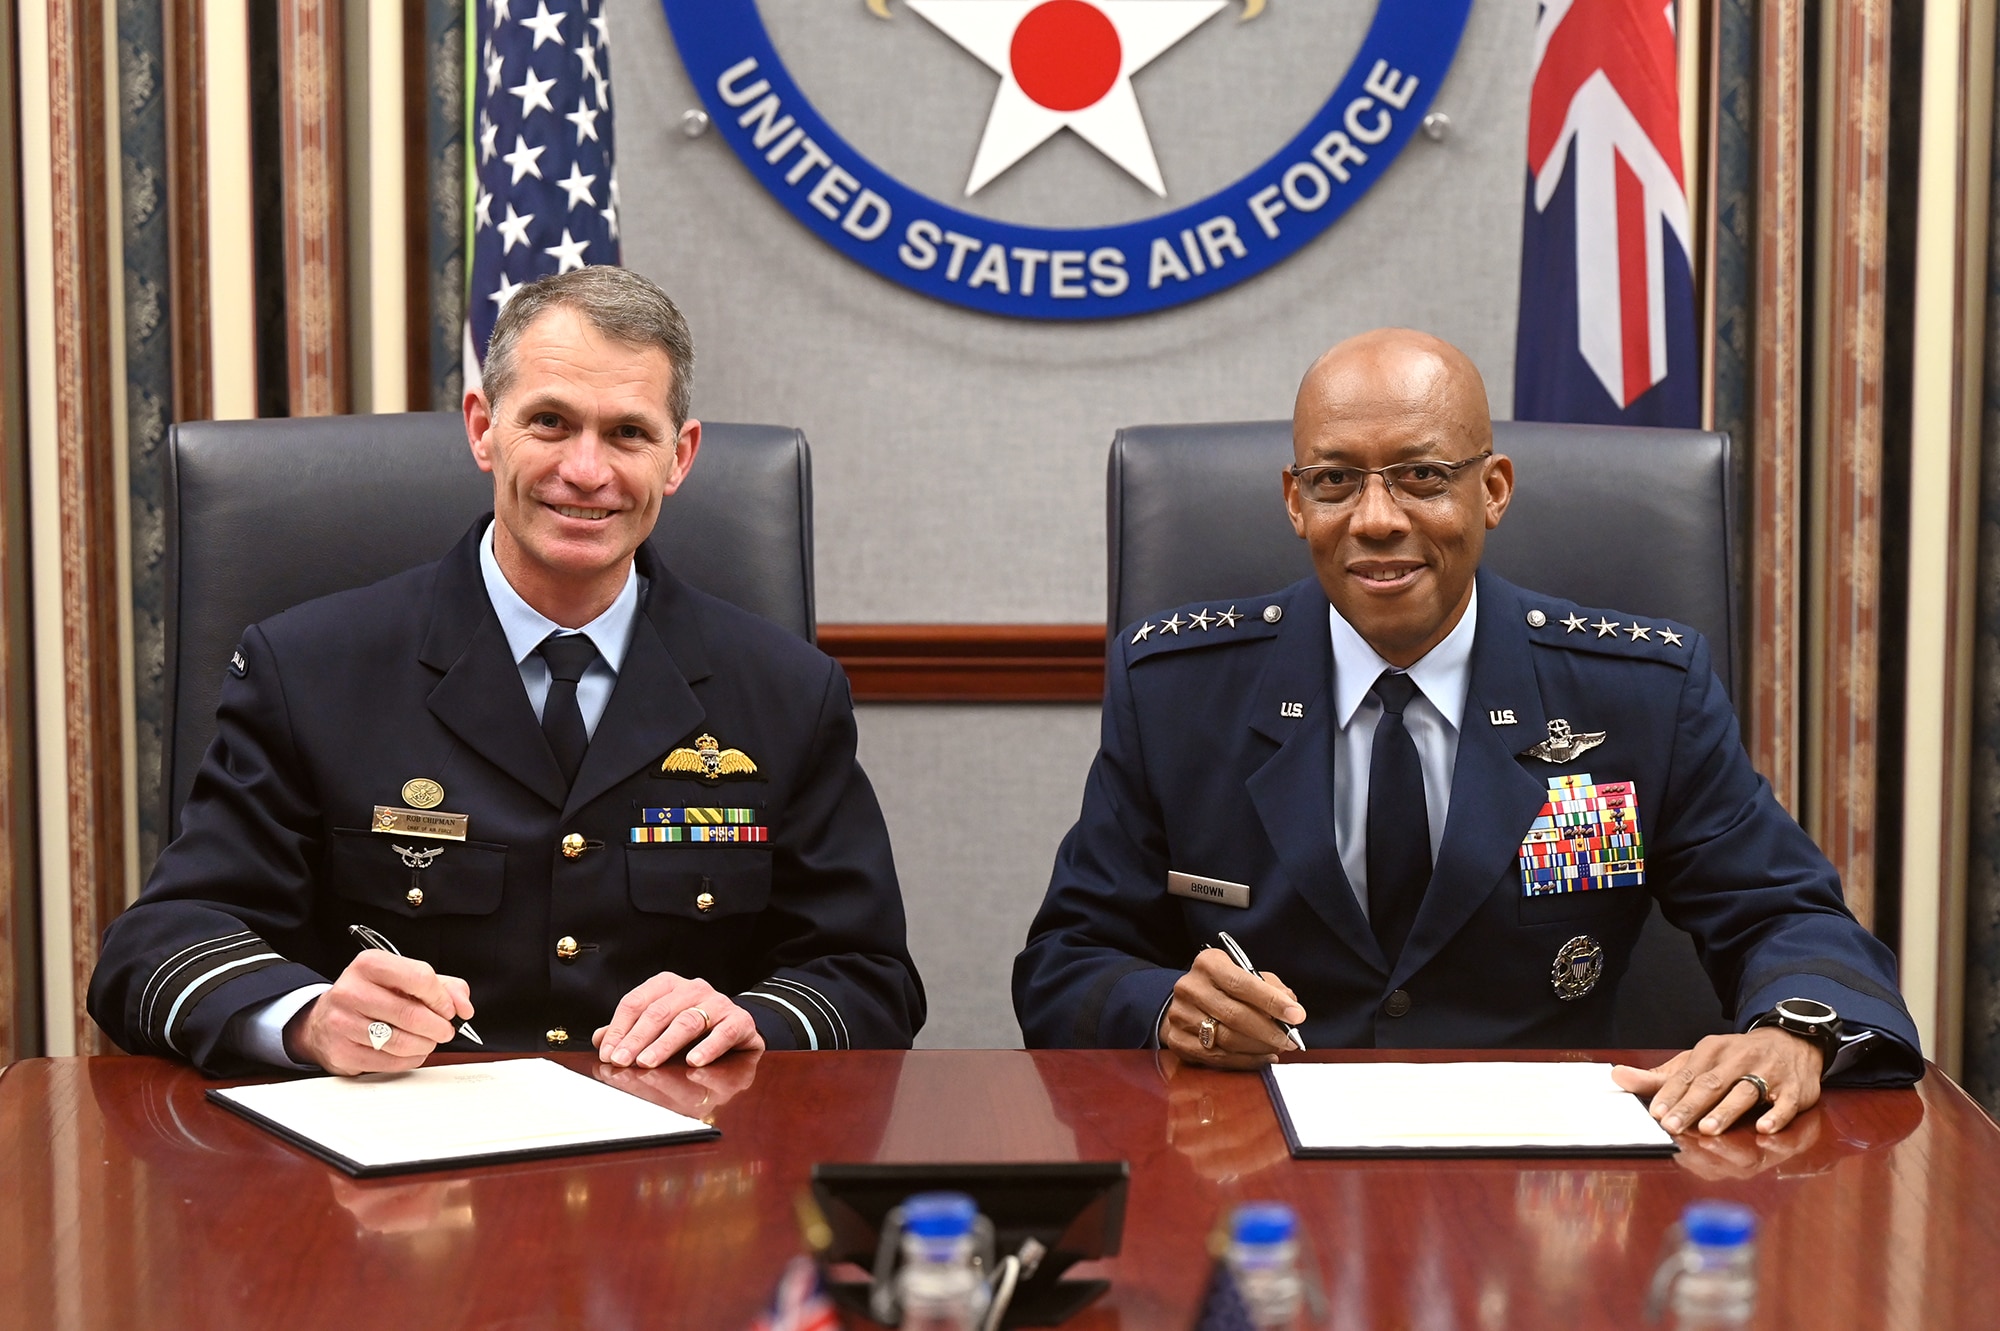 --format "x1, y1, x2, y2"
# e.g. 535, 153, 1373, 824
91, 267, 925, 1073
